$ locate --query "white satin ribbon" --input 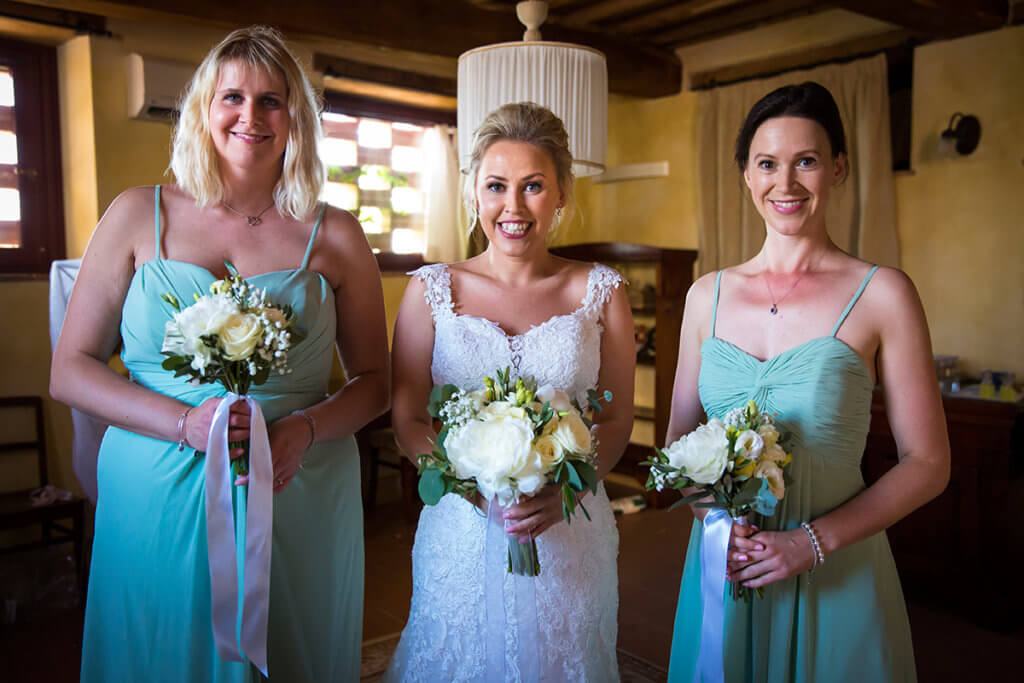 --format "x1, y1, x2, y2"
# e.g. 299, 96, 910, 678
484, 497, 540, 682
694, 508, 732, 683
204, 393, 273, 676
